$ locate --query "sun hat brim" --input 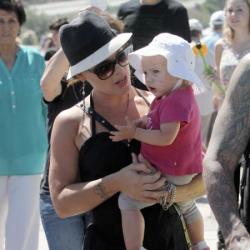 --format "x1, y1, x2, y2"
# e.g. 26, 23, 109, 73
67, 33, 132, 80
128, 45, 205, 94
